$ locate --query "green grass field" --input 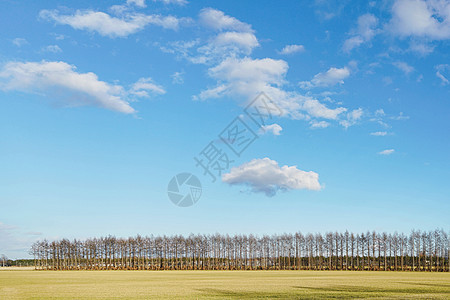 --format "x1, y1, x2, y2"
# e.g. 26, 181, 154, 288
0, 269, 449, 299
